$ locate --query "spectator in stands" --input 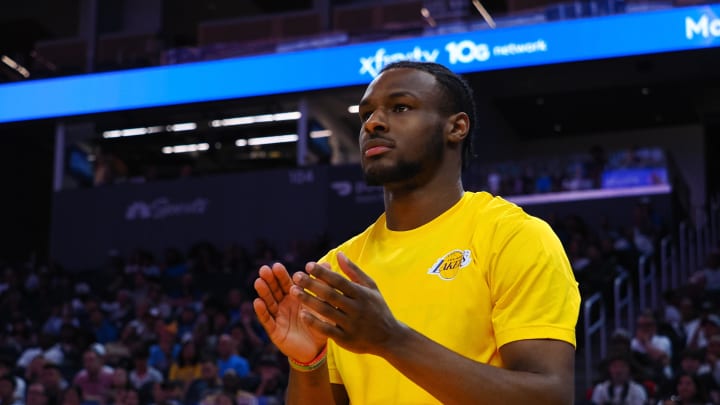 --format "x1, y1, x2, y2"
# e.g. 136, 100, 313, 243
168, 339, 201, 392
673, 349, 718, 402
704, 334, 720, 390
72, 345, 114, 404
26, 382, 49, 405
216, 335, 249, 378
125, 301, 159, 344
87, 309, 118, 346
0, 357, 26, 403
148, 327, 177, 376
17, 333, 61, 373
128, 346, 163, 393
210, 312, 231, 340
184, 357, 222, 405
22, 354, 46, 385
103, 290, 134, 327
251, 352, 285, 403
658, 372, 713, 405
59, 386, 82, 405
0, 375, 21, 405
590, 351, 647, 405
679, 296, 708, 352
689, 250, 720, 293
631, 310, 673, 384
700, 316, 720, 351
108, 367, 131, 398
39, 363, 67, 405
147, 381, 182, 405
113, 388, 139, 405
